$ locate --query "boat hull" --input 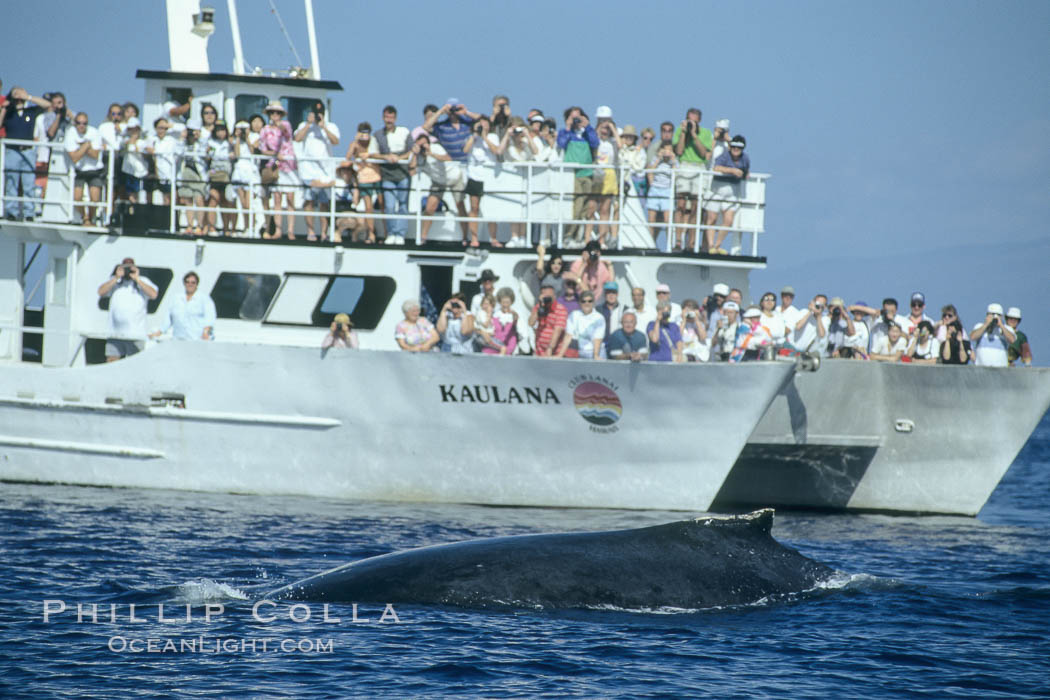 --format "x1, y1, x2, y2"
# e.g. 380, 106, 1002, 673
0, 343, 795, 510
715, 360, 1050, 515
